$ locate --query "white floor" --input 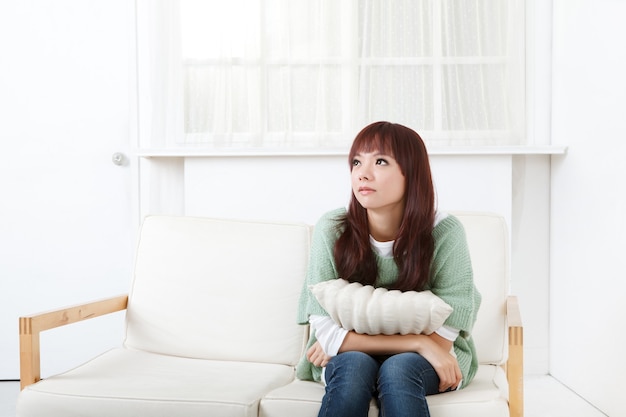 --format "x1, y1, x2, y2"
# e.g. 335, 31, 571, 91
1, 375, 608, 417
523, 375, 607, 417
